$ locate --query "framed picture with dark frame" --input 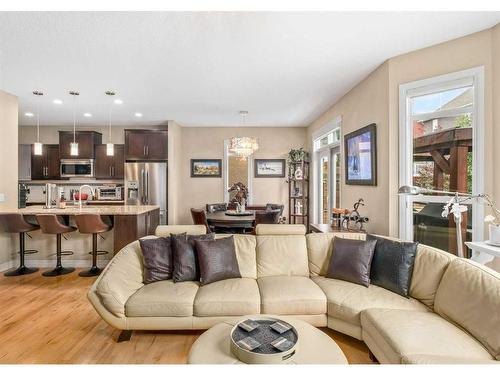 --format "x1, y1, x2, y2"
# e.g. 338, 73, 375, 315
344, 123, 377, 185
190, 159, 222, 178
254, 159, 286, 178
